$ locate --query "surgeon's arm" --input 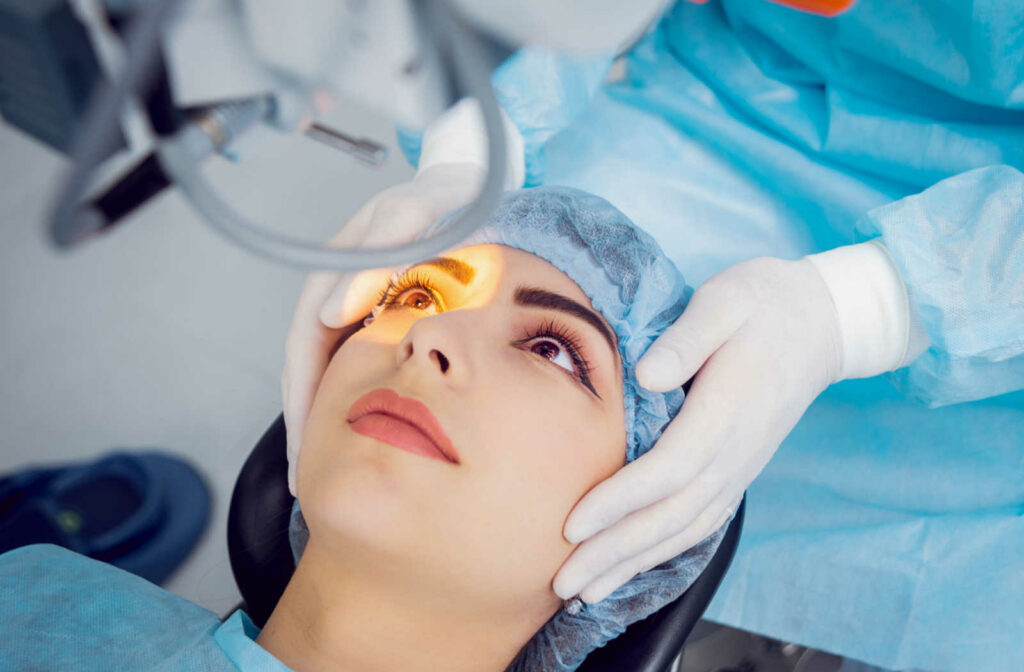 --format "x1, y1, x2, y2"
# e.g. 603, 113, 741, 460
853, 164, 1024, 407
